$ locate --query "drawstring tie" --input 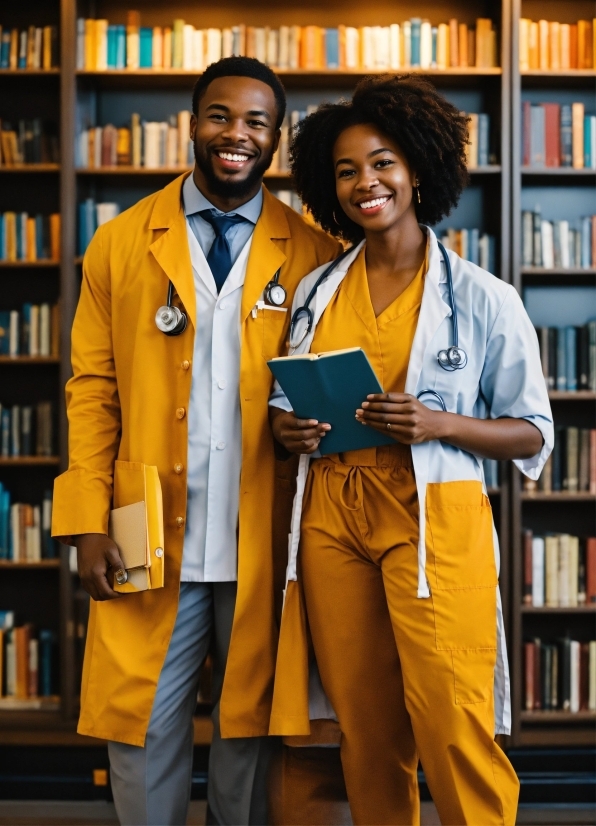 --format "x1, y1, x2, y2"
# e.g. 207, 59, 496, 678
331, 465, 364, 512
